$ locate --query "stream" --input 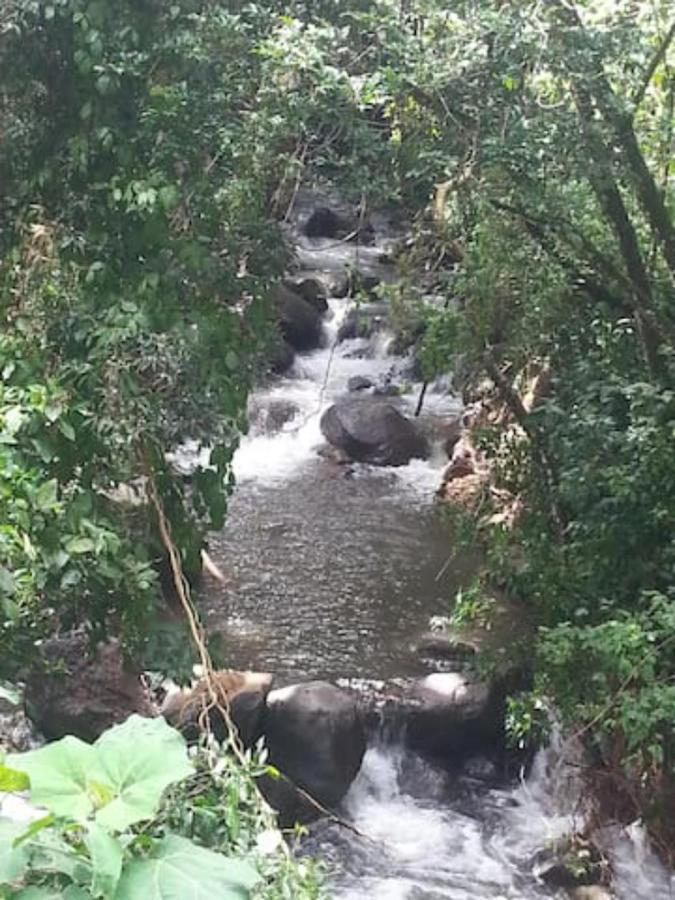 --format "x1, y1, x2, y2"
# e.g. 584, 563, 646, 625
192, 197, 674, 899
